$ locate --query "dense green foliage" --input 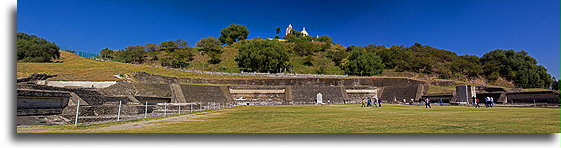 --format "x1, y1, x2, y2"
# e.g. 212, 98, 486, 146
196, 36, 223, 64
321, 42, 554, 88
293, 40, 321, 56
551, 78, 559, 91
234, 39, 290, 73
16, 32, 60, 62
158, 49, 195, 68
480, 49, 552, 88
99, 39, 195, 68
112, 46, 146, 64
344, 48, 384, 76
219, 24, 249, 46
